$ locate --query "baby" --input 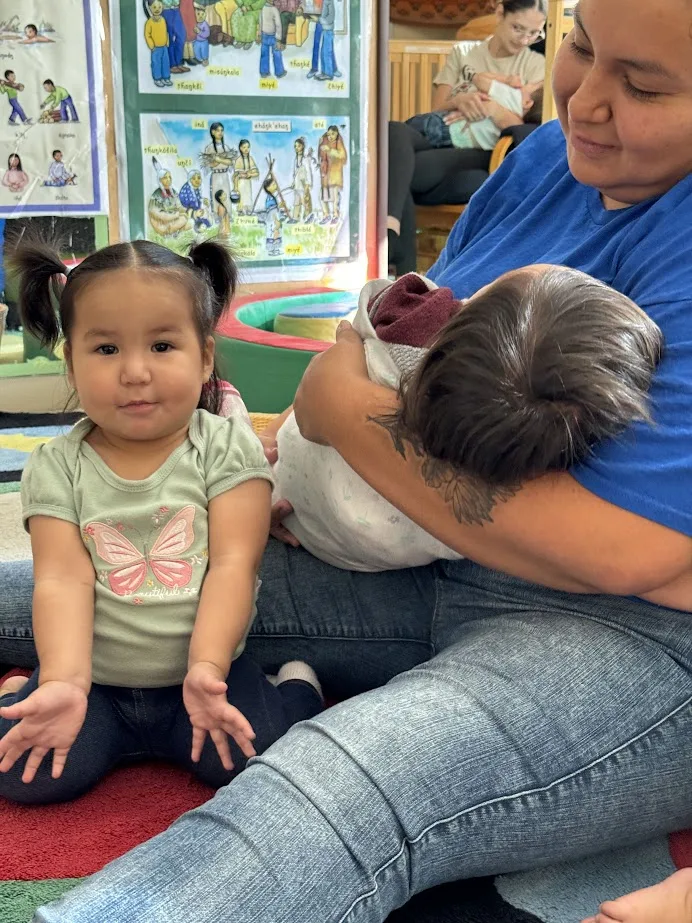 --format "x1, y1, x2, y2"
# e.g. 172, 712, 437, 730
407, 77, 543, 151
274, 268, 663, 572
